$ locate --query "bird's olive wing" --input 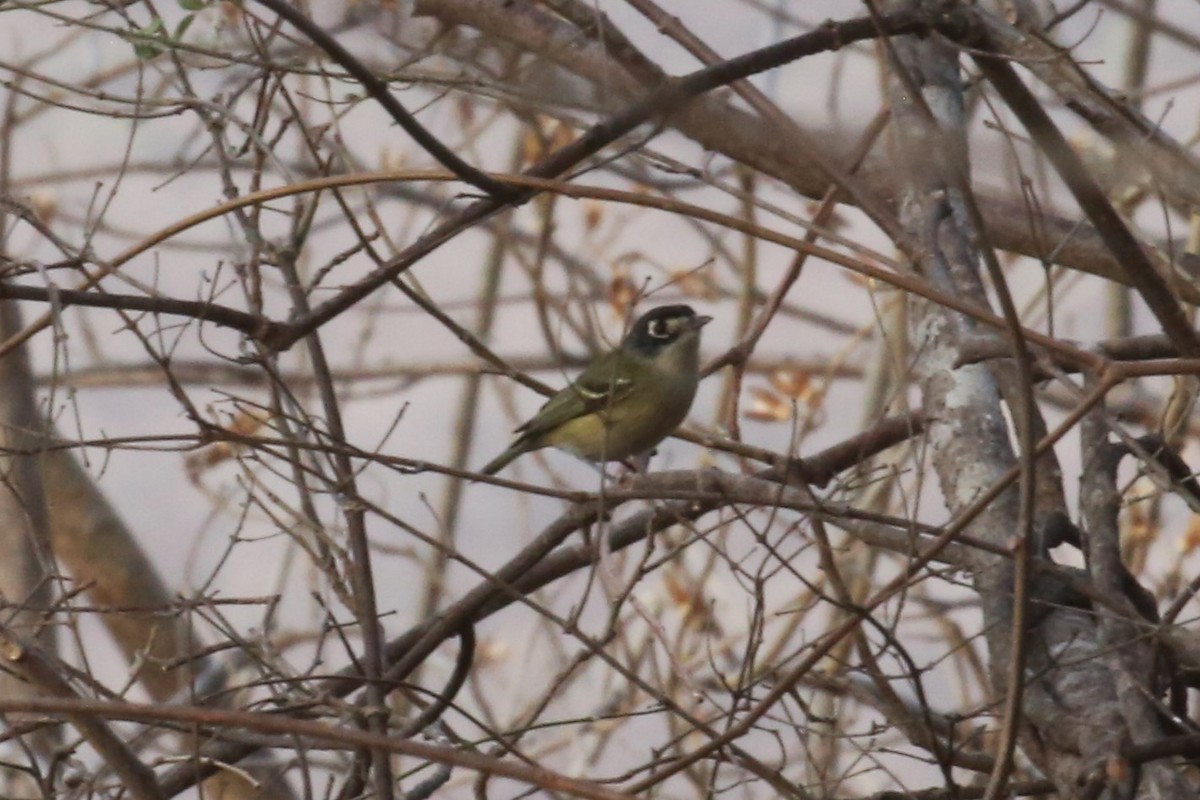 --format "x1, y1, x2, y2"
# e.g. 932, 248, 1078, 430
515, 350, 636, 437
